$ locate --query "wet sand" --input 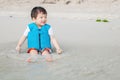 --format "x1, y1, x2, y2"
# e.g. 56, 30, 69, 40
0, 16, 120, 80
